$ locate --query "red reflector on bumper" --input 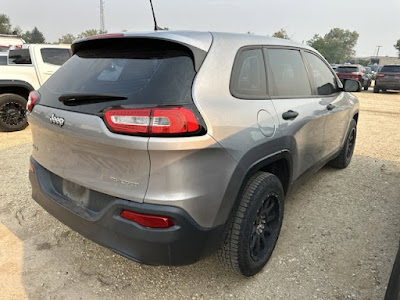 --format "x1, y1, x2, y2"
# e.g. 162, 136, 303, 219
29, 161, 35, 173
120, 210, 174, 228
